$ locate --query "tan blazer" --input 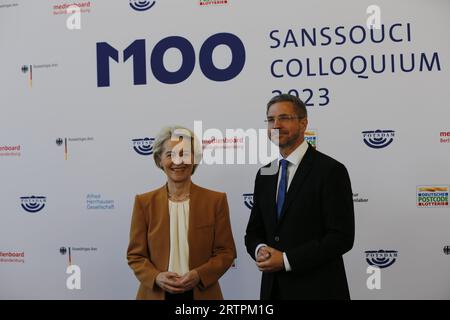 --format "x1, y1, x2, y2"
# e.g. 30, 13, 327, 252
127, 182, 236, 300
